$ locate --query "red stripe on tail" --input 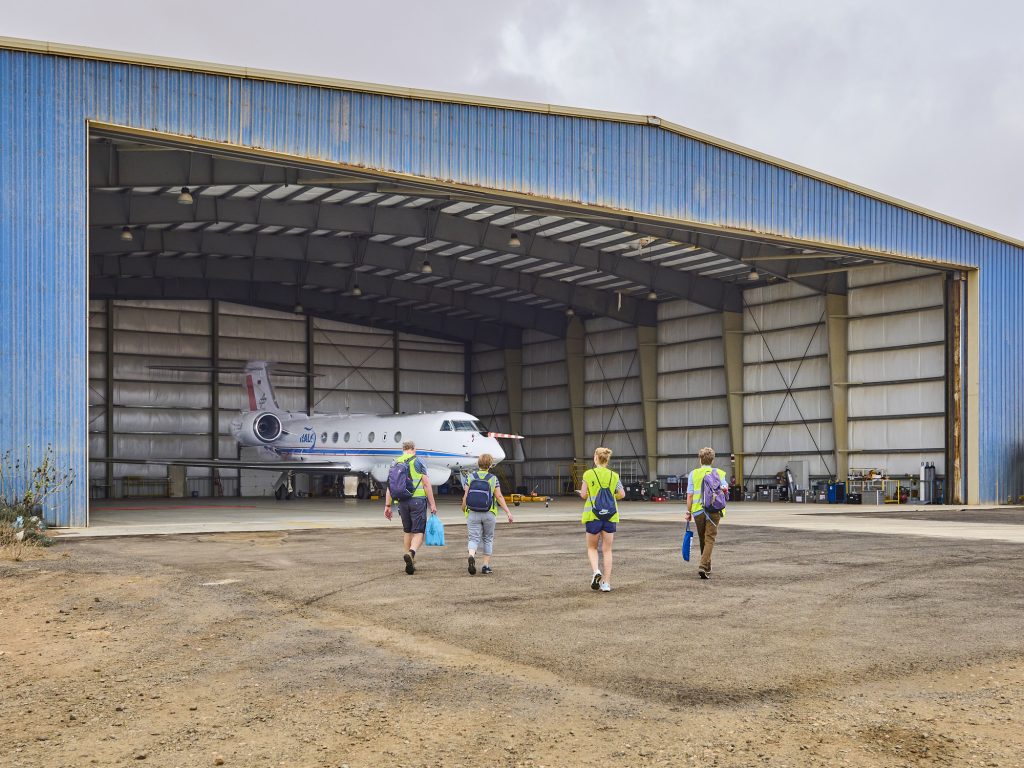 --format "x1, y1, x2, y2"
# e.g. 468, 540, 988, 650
246, 375, 258, 411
